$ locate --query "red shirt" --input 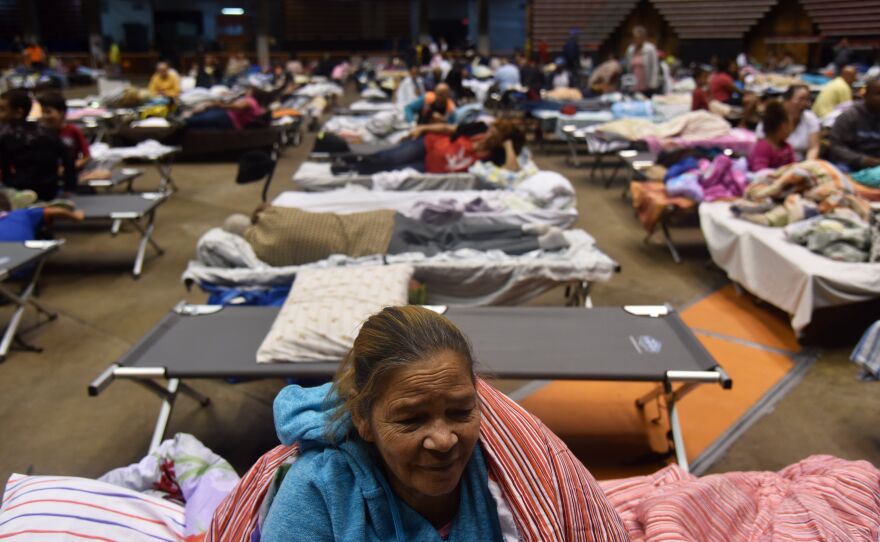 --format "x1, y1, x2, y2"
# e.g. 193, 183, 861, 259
748, 139, 795, 172
692, 88, 709, 111
423, 133, 481, 173
226, 96, 266, 130
709, 72, 735, 103
58, 124, 90, 161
